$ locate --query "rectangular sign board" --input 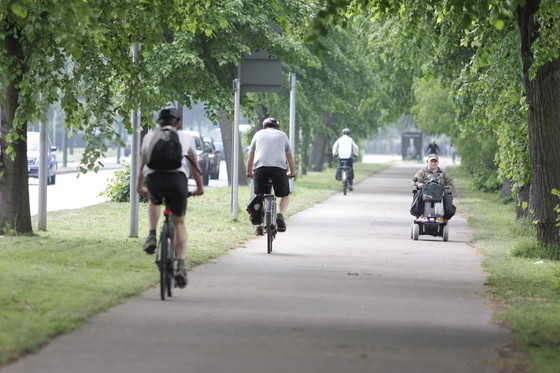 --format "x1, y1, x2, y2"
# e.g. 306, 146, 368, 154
402, 131, 423, 161
240, 51, 282, 92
